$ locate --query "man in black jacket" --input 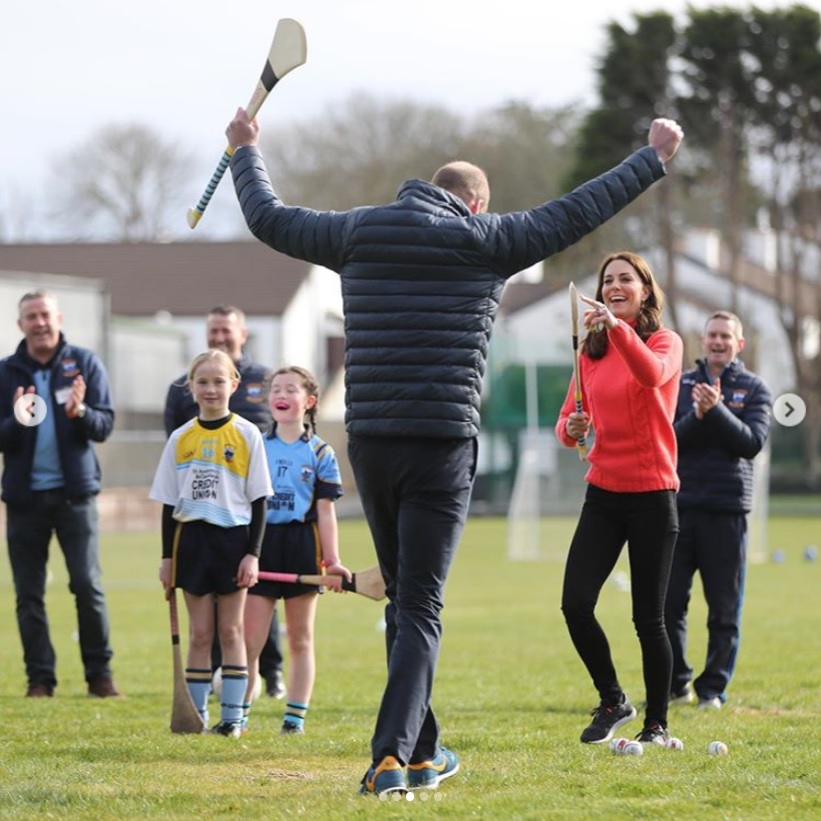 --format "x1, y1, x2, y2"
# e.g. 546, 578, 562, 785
164, 305, 285, 699
0, 290, 120, 698
226, 109, 683, 794
666, 310, 772, 709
